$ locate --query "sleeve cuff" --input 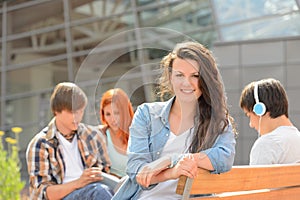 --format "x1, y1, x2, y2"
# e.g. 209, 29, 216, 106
169, 154, 184, 168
